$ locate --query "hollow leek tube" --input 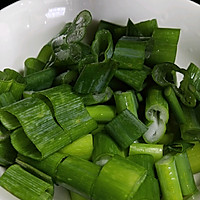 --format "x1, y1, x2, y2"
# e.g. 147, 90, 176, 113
114, 65, 151, 91
143, 87, 169, 143
91, 29, 113, 62
174, 152, 197, 196
25, 68, 57, 91
112, 36, 147, 70
0, 137, 17, 167
86, 105, 116, 123
0, 164, 54, 200
131, 175, 160, 200
129, 143, 163, 162
186, 63, 200, 101
91, 155, 147, 200
36, 84, 97, 142
37, 44, 53, 64
24, 58, 45, 76
155, 154, 183, 200
3, 97, 69, 160
92, 131, 125, 166
187, 142, 200, 174
127, 154, 155, 177
164, 86, 186, 124
16, 152, 66, 178
59, 134, 93, 160
114, 90, 138, 117
180, 106, 200, 141
55, 155, 101, 199
73, 59, 117, 94
105, 109, 147, 149
146, 28, 180, 67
